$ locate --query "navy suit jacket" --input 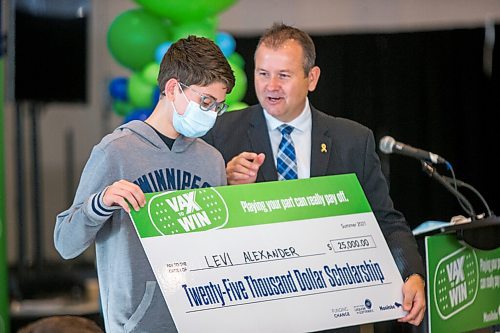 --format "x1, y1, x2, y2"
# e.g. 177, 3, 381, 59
204, 104, 424, 281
